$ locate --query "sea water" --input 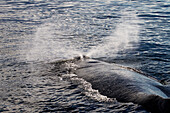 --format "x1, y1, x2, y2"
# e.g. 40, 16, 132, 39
0, 0, 169, 112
